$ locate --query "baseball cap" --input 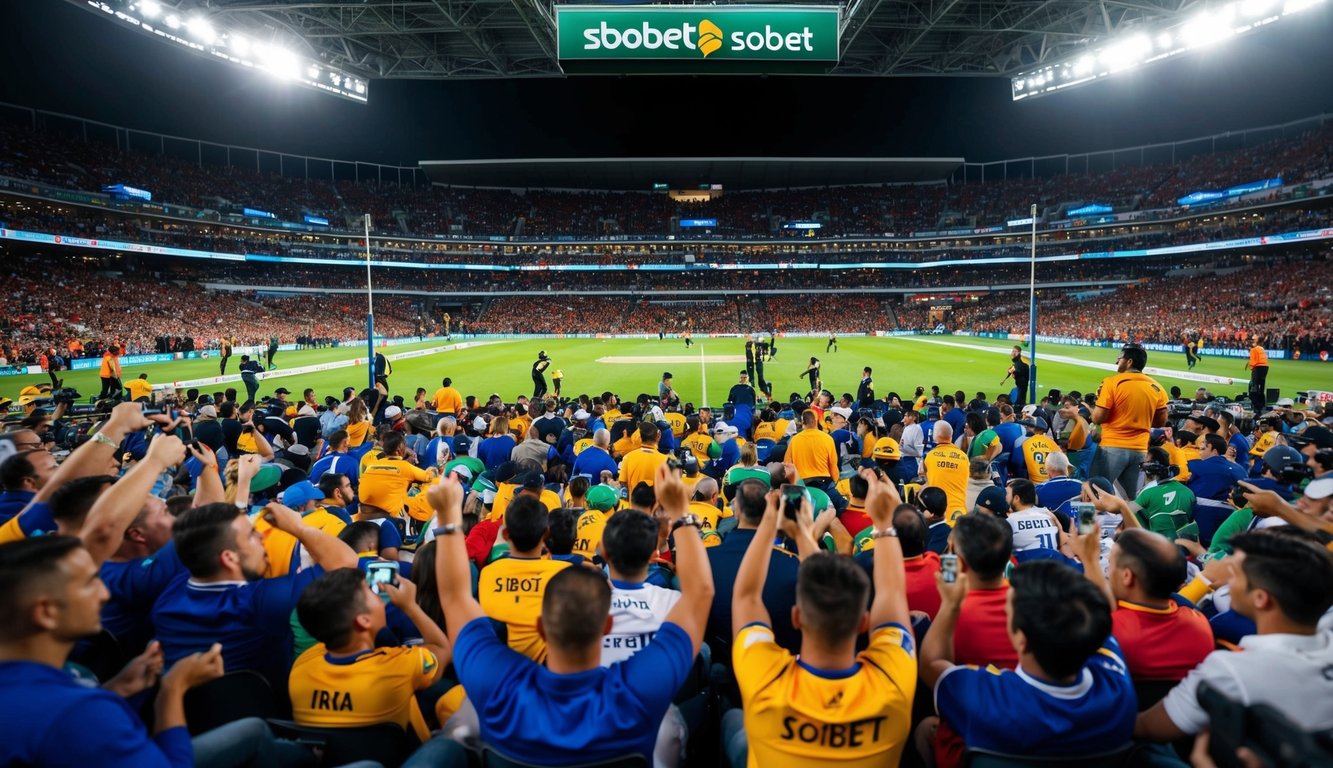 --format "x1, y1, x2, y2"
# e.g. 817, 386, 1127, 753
1274, 397, 1295, 407
281, 480, 324, 509
197, 405, 218, 419
829, 406, 853, 421
663, 372, 672, 379
1304, 476, 1333, 500
713, 422, 738, 438
1020, 404, 1039, 418
1261, 445, 1305, 475
472, 416, 488, 432
274, 388, 291, 396
1087, 476, 1117, 497
1019, 416, 1049, 431
585, 484, 618, 512
285, 444, 310, 458
573, 409, 591, 421
250, 463, 282, 493
512, 471, 545, 491
918, 487, 948, 517
1289, 426, 1333, 451
1149, 428, 1167, 445
974, 486, 1008, 516
297, 404, 317, 418
872, 437, 901, 460
384, 406, 403, 419
1191, 415, 1221, 433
